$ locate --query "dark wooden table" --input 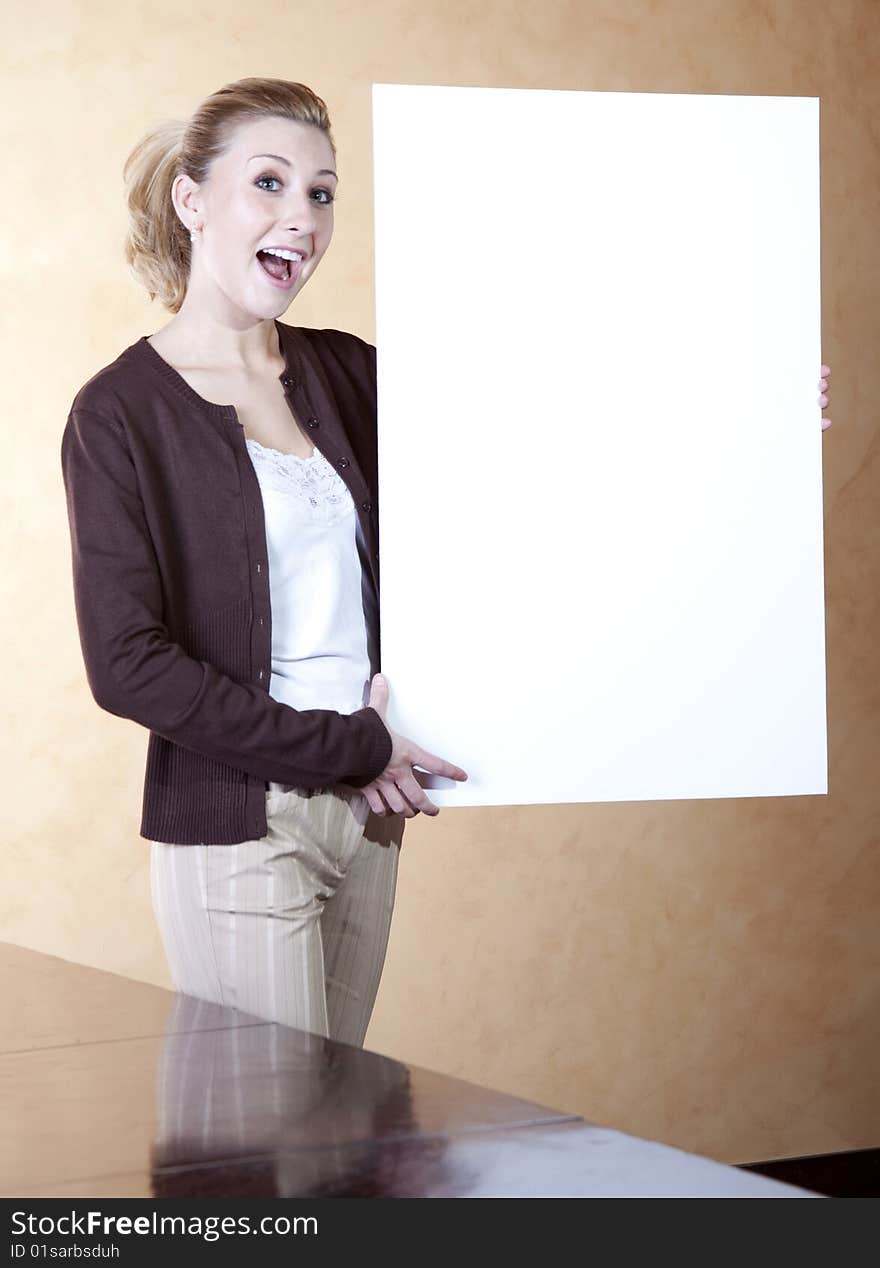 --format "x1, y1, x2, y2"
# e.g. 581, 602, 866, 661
0, 942, 815, 1198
